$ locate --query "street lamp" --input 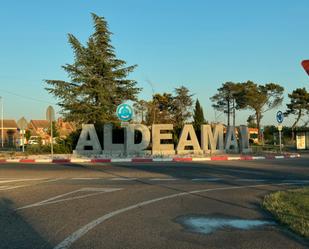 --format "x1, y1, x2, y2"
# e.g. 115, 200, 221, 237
0, 96, 3, 148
